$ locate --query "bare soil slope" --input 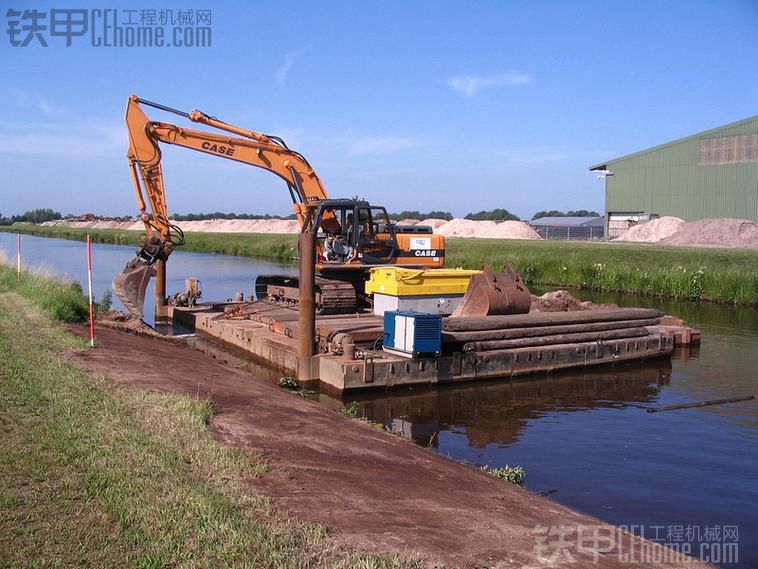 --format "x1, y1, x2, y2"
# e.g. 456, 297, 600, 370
67, 325, 709, 568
